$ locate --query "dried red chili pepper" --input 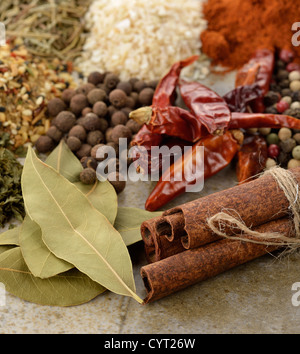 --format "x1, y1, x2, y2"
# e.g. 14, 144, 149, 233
235, 48, 275, 113
223, 84, 262, 113
130, 56, 218, 143
145, 131, 240, 211
236, 134, 268, 184
178, 79, 231, 135
153, 55, 199, 107
130, 56, 200, 172
130, 125, 163, 174
229, 112, 300, 130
